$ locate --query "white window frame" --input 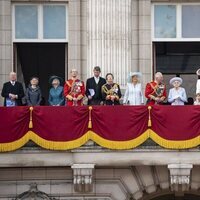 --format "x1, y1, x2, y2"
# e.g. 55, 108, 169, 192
152, 3, 200, 42
12, 3, 68, 43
